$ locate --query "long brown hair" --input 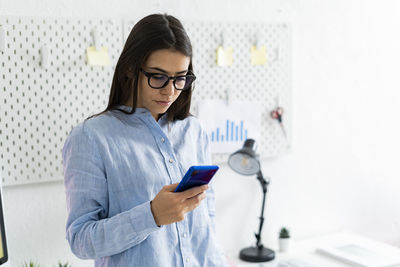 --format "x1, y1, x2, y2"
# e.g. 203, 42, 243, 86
89, 14, 194, 121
